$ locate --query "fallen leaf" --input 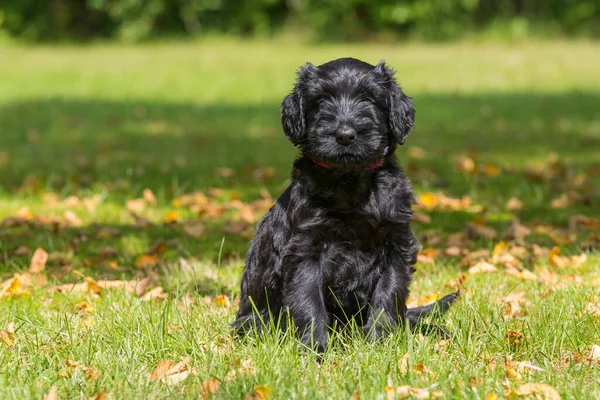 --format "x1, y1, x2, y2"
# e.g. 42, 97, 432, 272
418, 193, 437, 210
466, 223, 497, 240
399, 353, 410, 374
504, 219, 531, 241
218, 168, 235, 178
456, 157, 476, 173
183, 220, 206, 238
29, 248, 49, 273
506, 197, 523, 211
468, 260, 498, 274
486, 394, 499, 400
214, 294, 231, 308
64, 211, 83, 226
75, 301, 94, 314
13, 245, 32, 257
550, 194, 570, 209
127, 198, 146, 213
143, 189, 157, 205
1, 331, 15, 347
0, 275, 30, 298
243, 385, 273, 400
45, 387, 58, 400
88, 390, 107, 400
548, 247, 567, 269
136, 254, 159, 269
412, 212, 431, 224
135, 277, 152, 297
142, 286, 167, 301
417, 248, 437, 264
164, 210, 180, 224
96, 227, 121, 239
483, 164, 502, 177
199, 379, 220, 399
505, 330, 524, 351
514, 383, 561, 399
500, 292, 527, 319
590, 345, 600, 359
149, 358, 190, 384
537, 269, 558, 285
